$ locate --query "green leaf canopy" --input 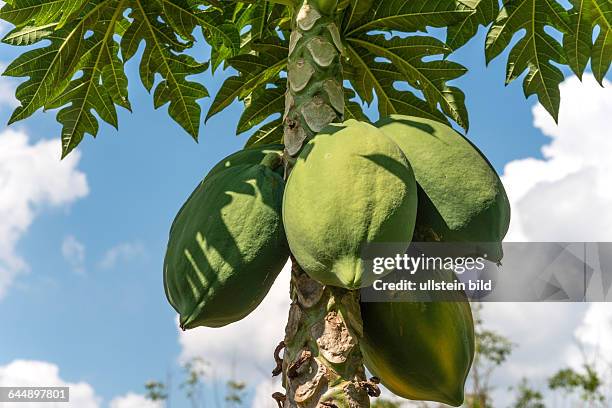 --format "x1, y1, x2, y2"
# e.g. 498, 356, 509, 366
0, 0, 610, 156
